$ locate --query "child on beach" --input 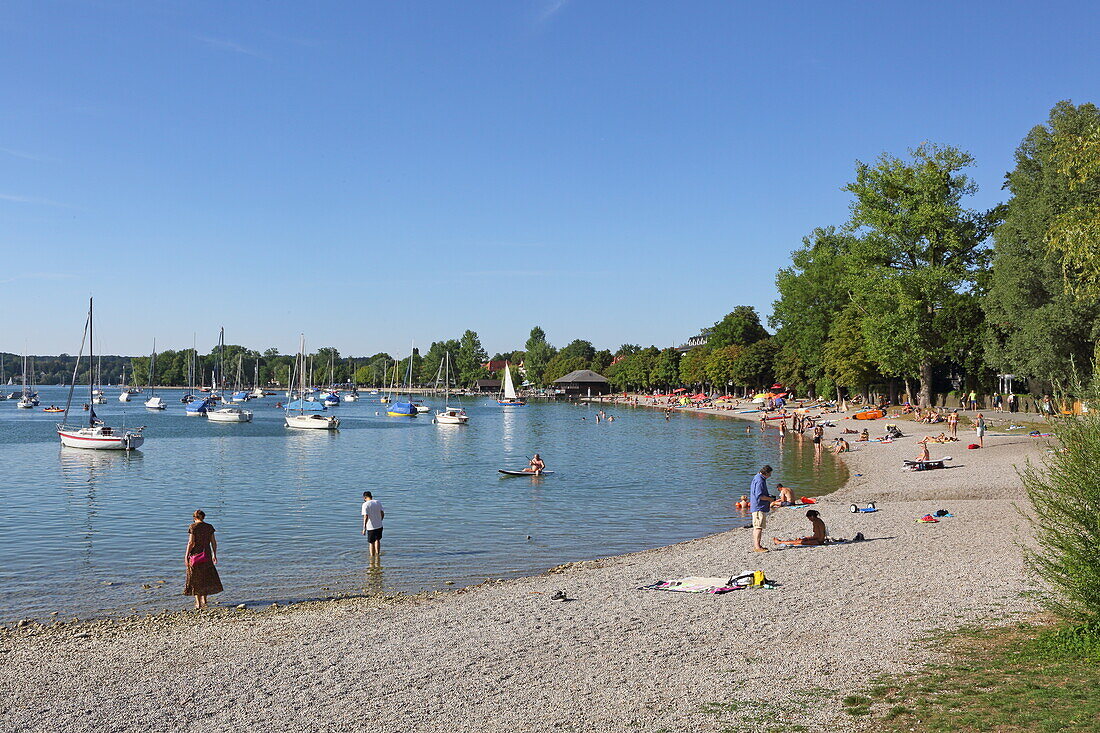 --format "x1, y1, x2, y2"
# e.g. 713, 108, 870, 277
773, 510, 827, 546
